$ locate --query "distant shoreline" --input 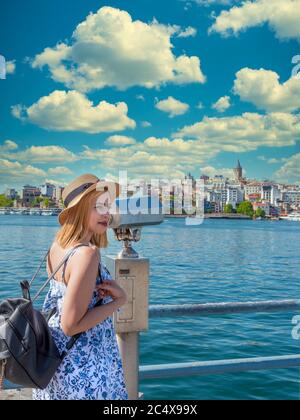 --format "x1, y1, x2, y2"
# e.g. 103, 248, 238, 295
165, 214, 255, 220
